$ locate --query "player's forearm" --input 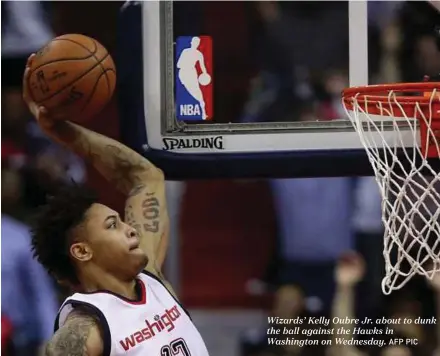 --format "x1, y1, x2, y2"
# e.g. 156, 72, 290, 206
44, 120, 163, 194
